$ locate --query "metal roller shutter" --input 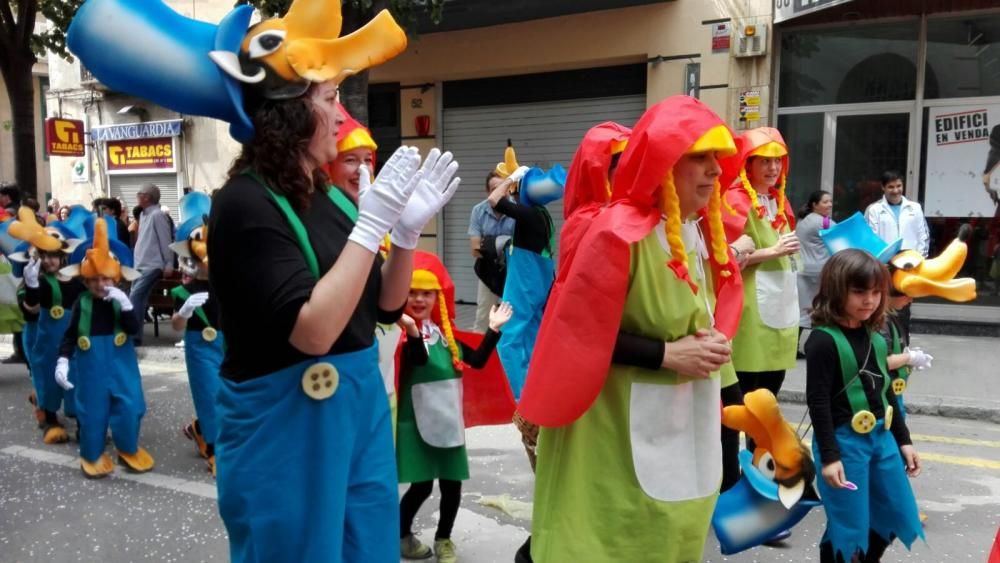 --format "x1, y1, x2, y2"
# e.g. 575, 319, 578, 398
442, 95, 645, 303
110, 173, 181, 222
